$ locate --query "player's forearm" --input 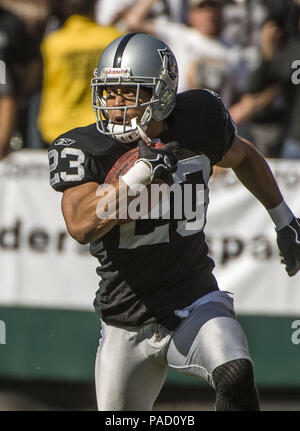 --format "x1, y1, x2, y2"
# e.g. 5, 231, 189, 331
123, 0, 157, 32
232, 144, 283, 210
229, 85, 278, 125
68, 180, 136, 244
71, 187, 120, 244
0, 96, 16, 159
